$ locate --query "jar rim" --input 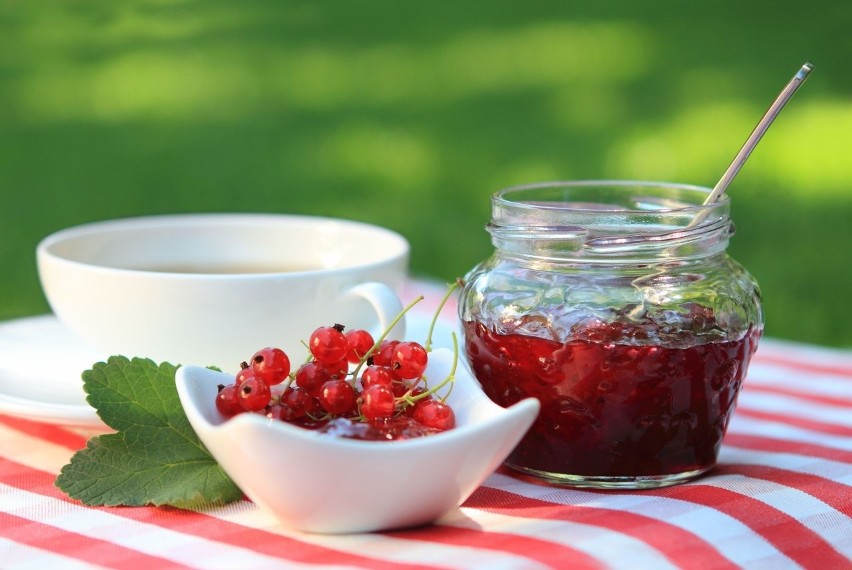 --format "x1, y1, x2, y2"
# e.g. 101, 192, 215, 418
493, 180, 729, 214
488, 180, 733, 263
